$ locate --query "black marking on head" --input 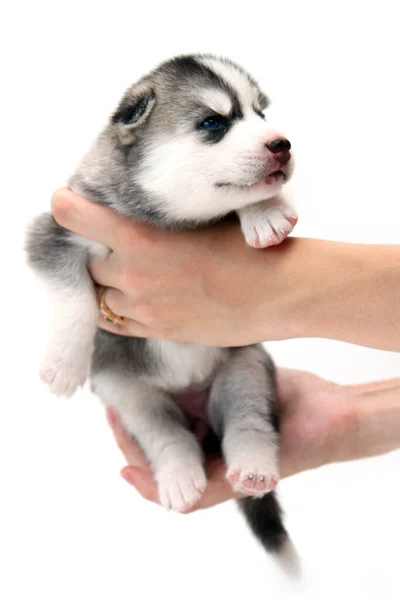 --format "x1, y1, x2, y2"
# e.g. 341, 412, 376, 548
196, 112, 232, 144
157, 56, 247, 145
159, 54, 271, 143
196, 53, 270, 111
197, 53, 257, 85
159, 55, 244, 121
